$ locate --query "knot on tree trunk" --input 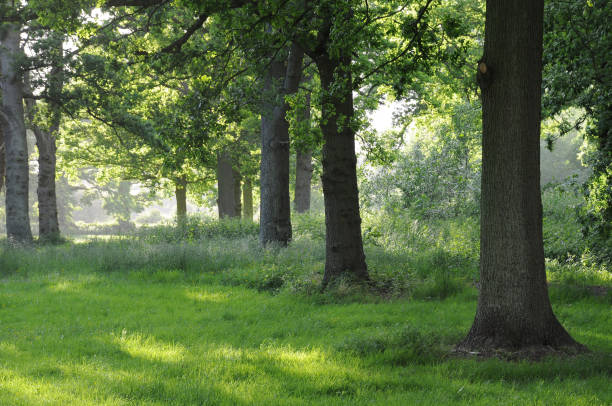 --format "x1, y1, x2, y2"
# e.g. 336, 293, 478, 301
477, 60, 493, 90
